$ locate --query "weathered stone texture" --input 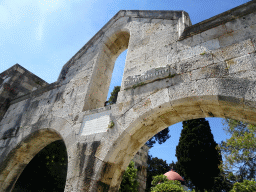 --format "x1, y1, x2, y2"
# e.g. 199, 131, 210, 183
0, 1, 256, 191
